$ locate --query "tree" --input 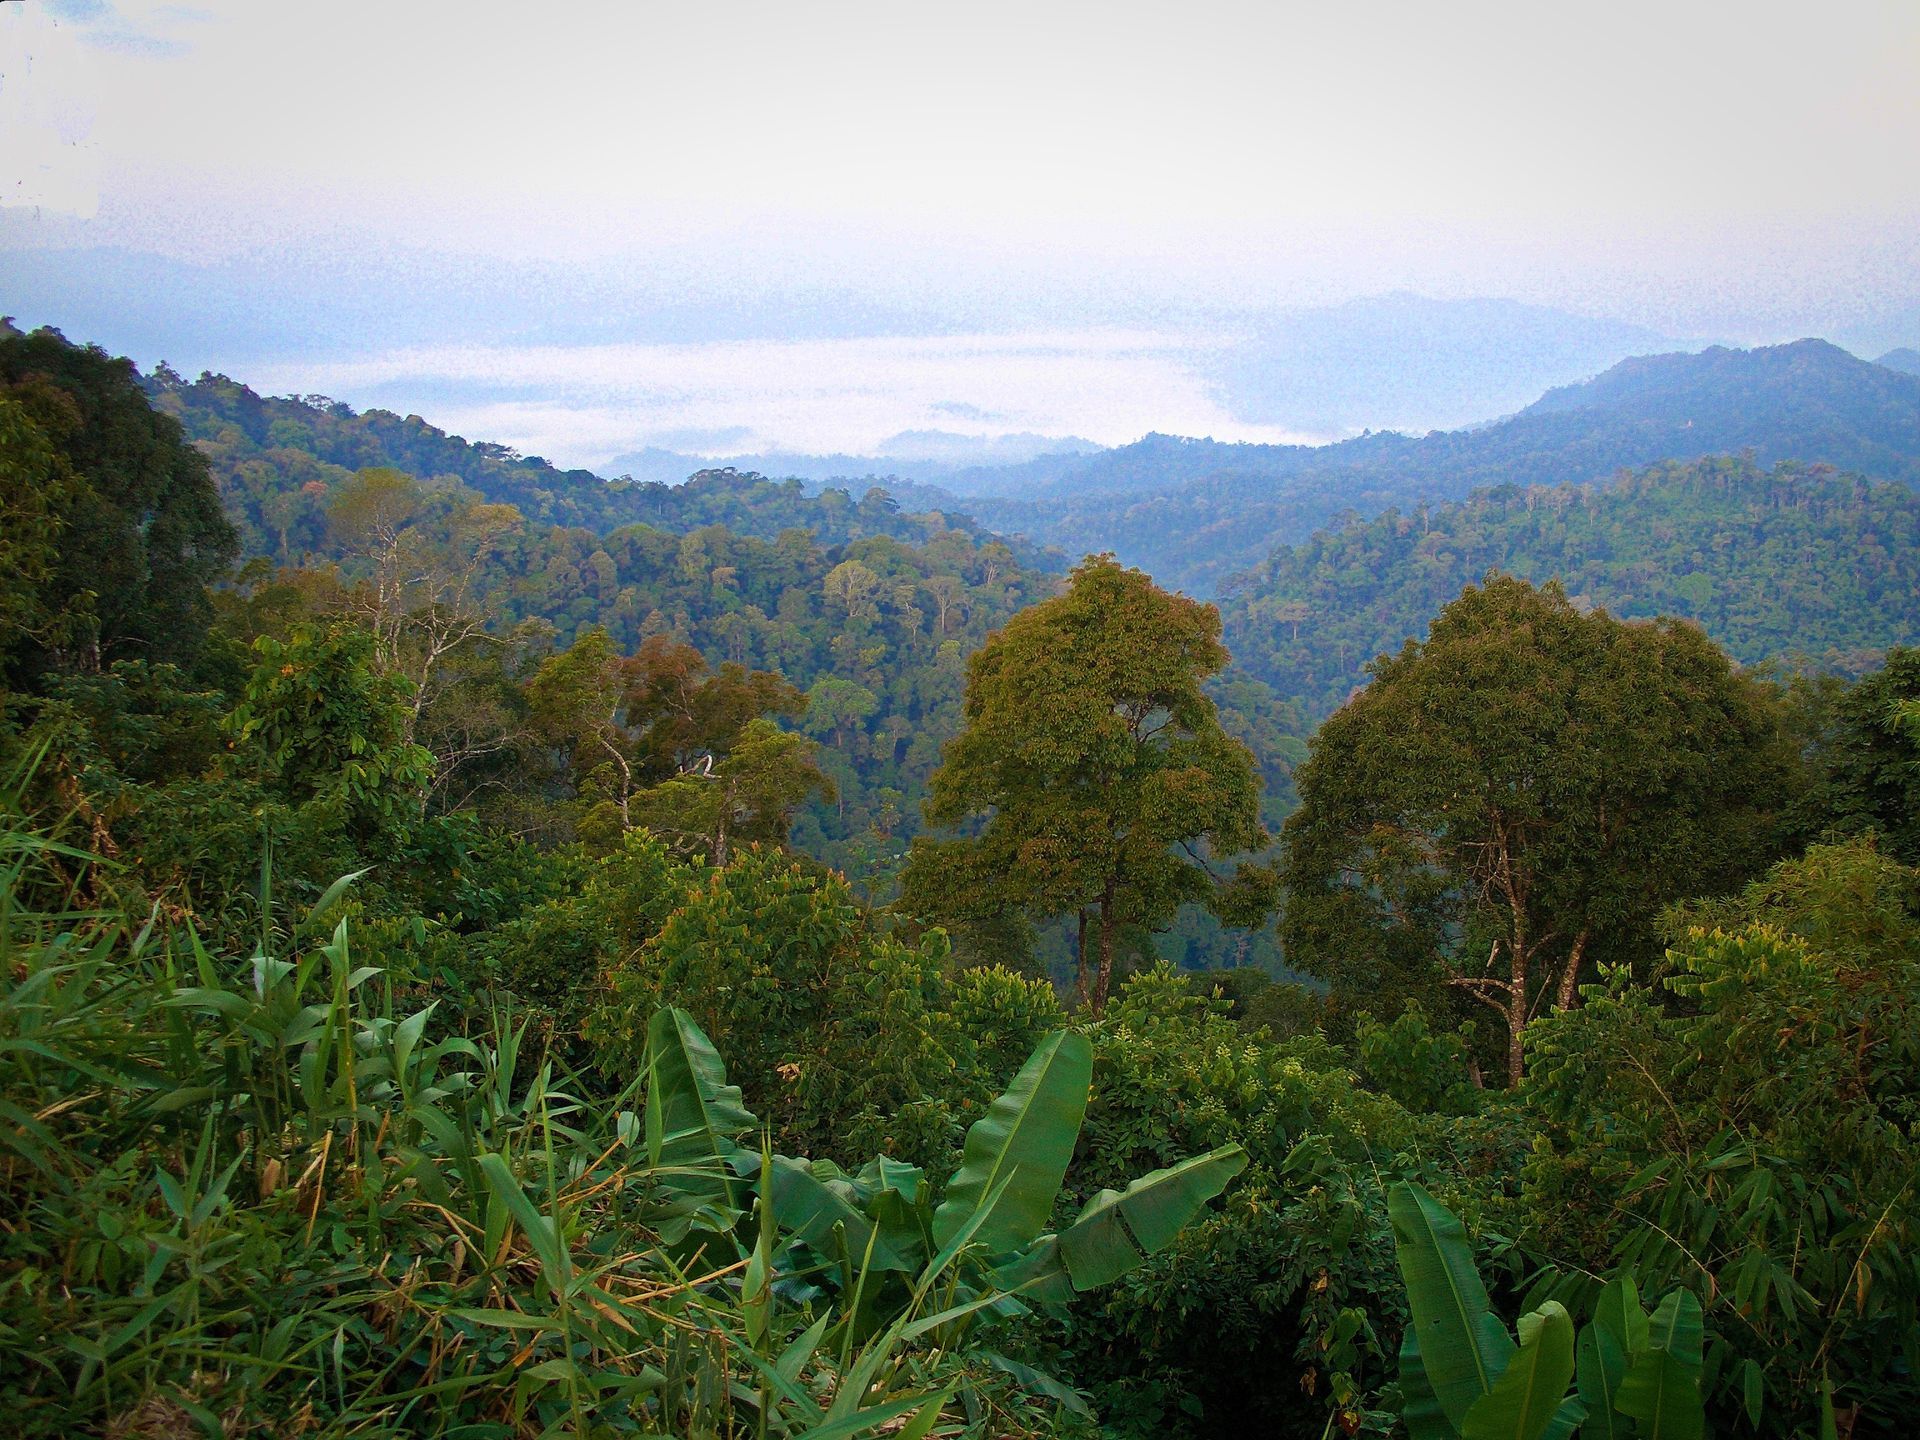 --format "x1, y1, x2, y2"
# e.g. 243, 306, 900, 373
223, 622, 434, 843
822, 558, 882, 622
1523, 839, 1920, 1436
899, 555, 1272, 1013
630, 718, 834, 866
525, 626, 639, 835
326, 467, 523, 745
525, 626, 824, 856
0, 325, 237, 680
1280, 574, 1795, 1084
0, 393, 70, 660
1813, 647, 1920, 862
